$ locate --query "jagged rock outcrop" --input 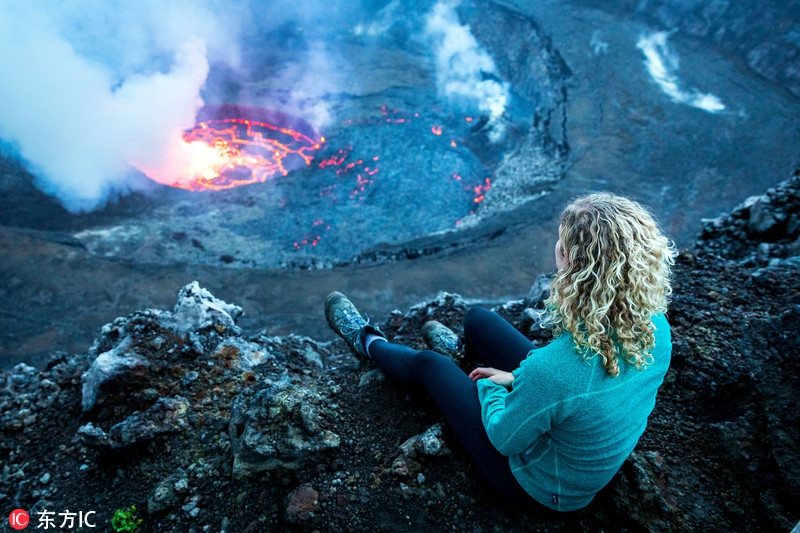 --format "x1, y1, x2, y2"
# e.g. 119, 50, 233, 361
78, 396, 190, 450
74, 280, 347, 477
229, 380, 341, 476
698, 167, 800, 264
